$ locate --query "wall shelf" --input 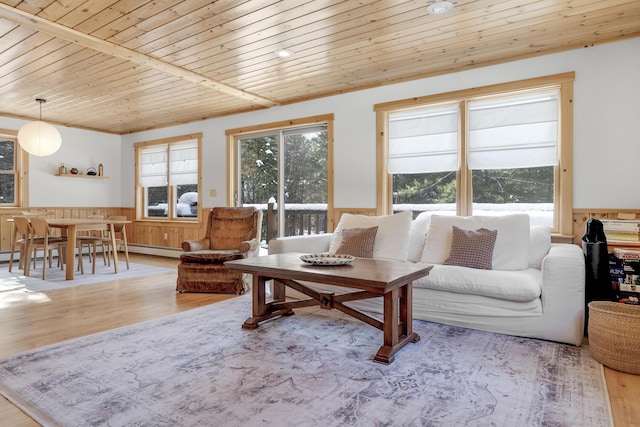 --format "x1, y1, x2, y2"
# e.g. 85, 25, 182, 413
55, 173, 108, 179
